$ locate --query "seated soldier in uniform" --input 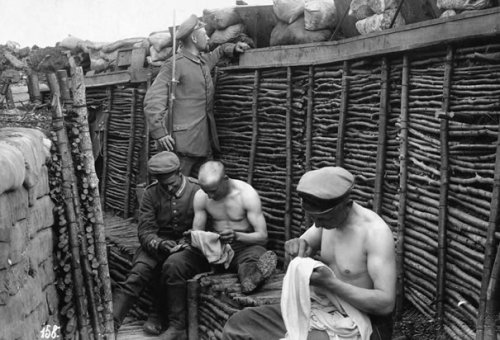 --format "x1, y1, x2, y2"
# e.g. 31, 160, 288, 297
191, 160, 277, 293
222, 166, 396, 340
112, 151, 209, 340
